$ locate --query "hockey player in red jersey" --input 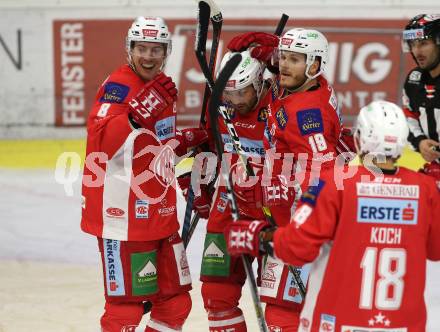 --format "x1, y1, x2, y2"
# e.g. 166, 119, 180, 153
228, 28, 343, 331
225, 100, 440, 332
80, 17, 207, 332
195, 50, 274, 332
